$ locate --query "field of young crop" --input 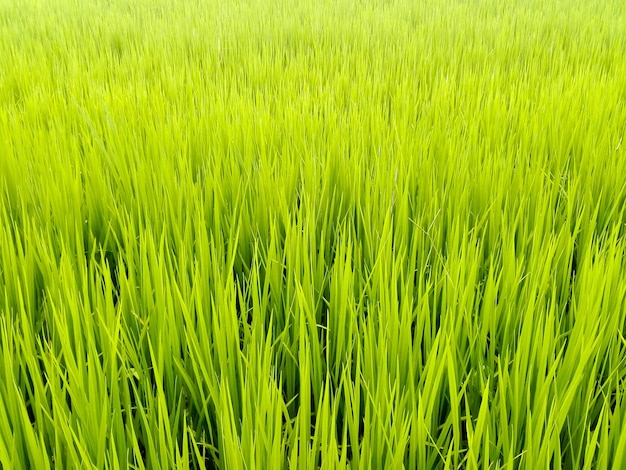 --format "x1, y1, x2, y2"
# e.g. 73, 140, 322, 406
1, 0, 626, 468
